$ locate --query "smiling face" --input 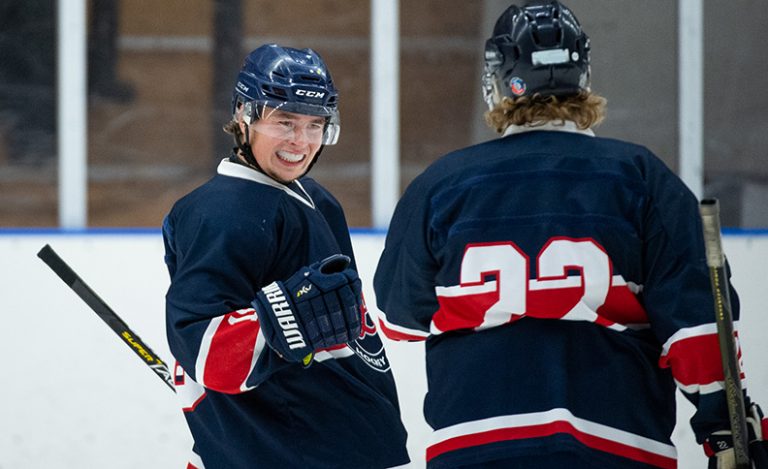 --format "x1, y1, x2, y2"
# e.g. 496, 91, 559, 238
243, 108, 326, 184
